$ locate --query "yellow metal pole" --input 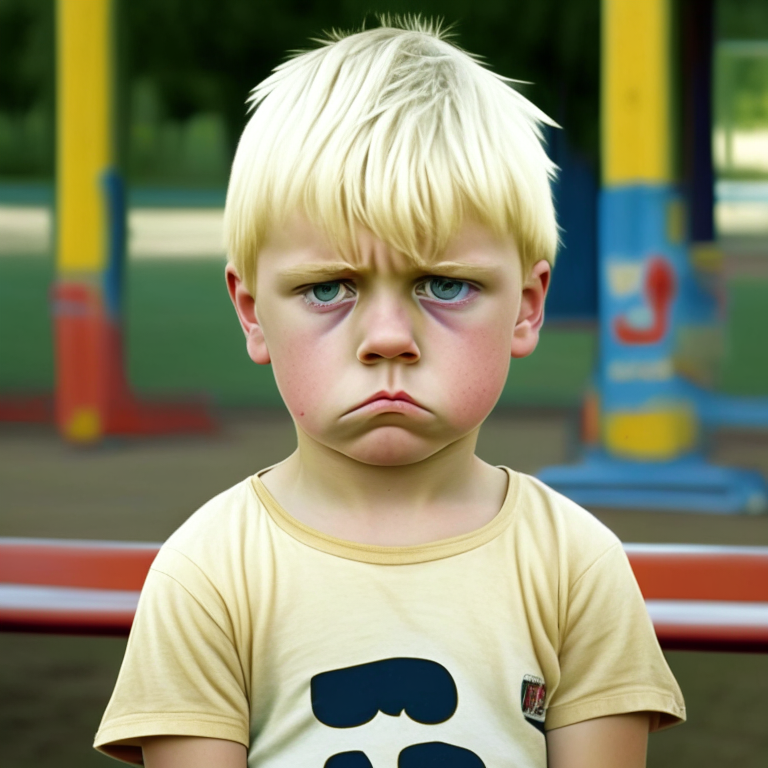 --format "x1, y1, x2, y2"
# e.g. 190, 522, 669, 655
56, 0, 112, 276
602, 0, 671, 185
